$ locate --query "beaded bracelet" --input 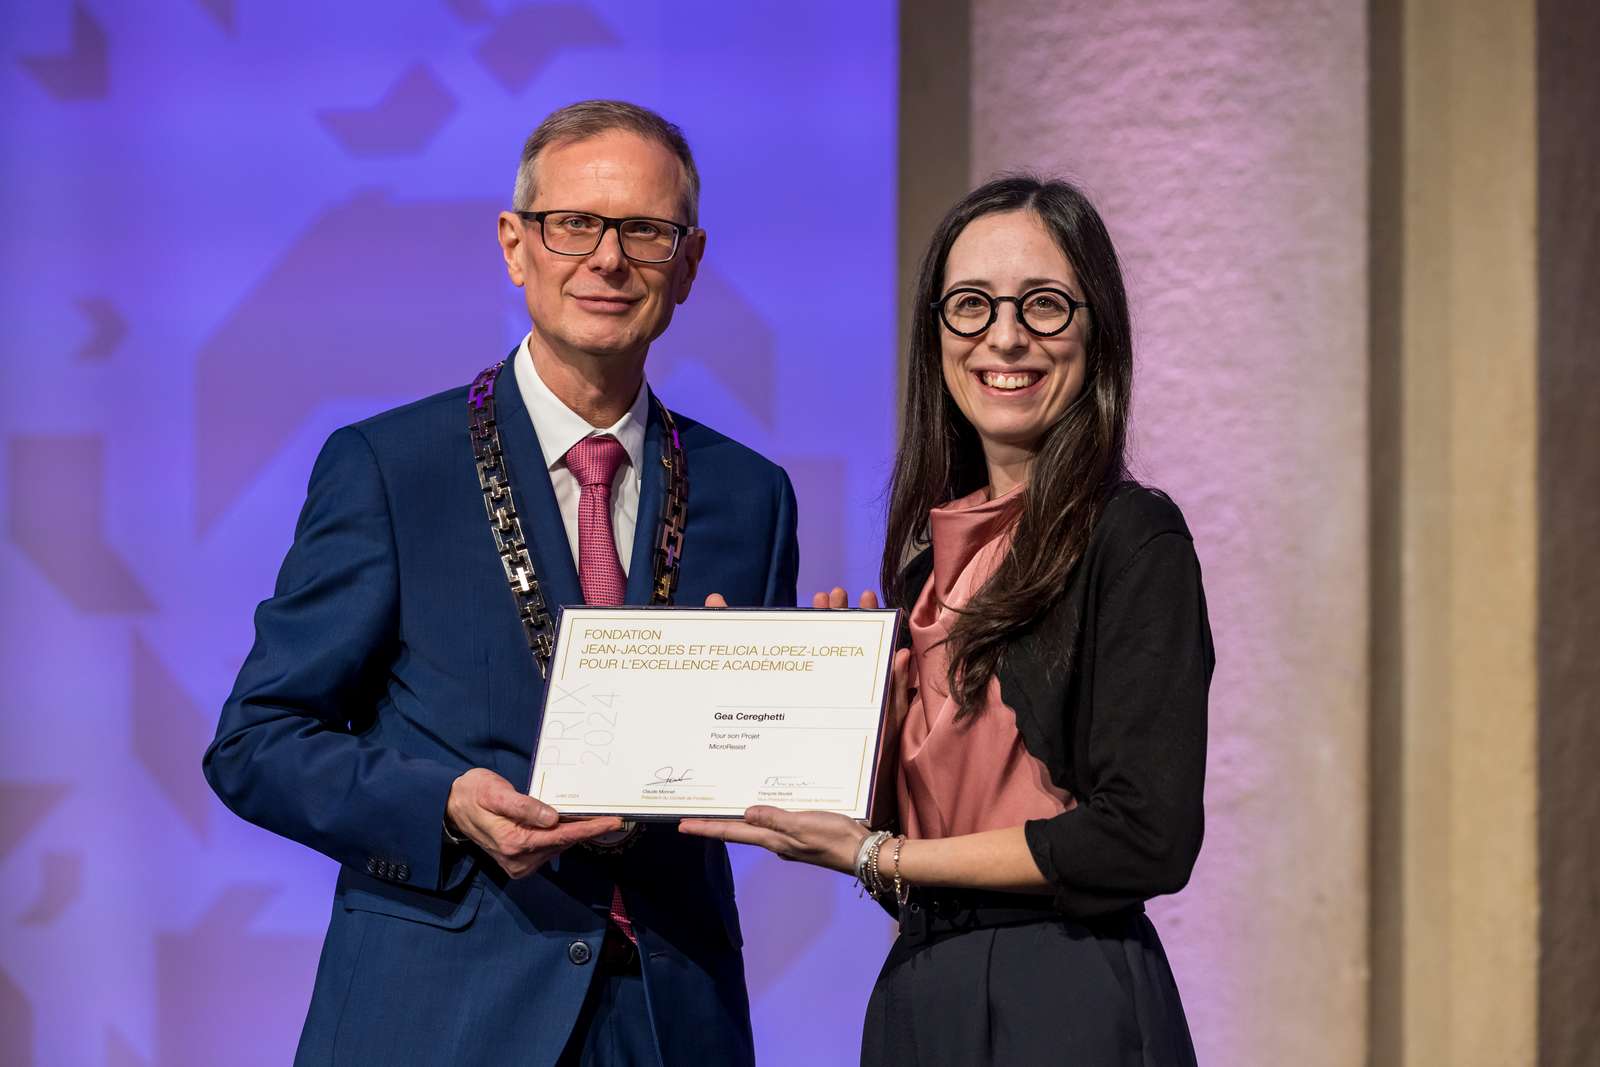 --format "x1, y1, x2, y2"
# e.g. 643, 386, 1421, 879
865, 832, 886, 896
889, 835, 909, 907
